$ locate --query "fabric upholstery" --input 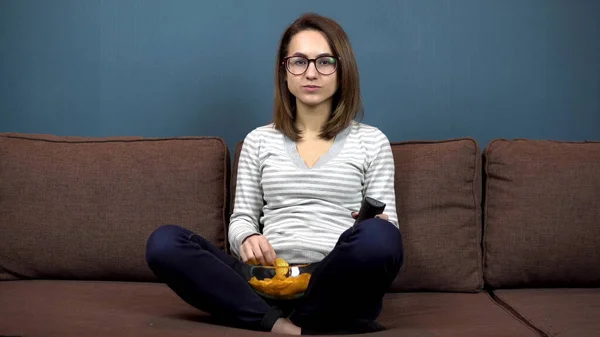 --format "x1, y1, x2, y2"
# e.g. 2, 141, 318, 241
0, 280, 541, 337
483, 139, 600, 288
0, 133, 230, 281
492, 288, 600, 337
388, 139, 483, 292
